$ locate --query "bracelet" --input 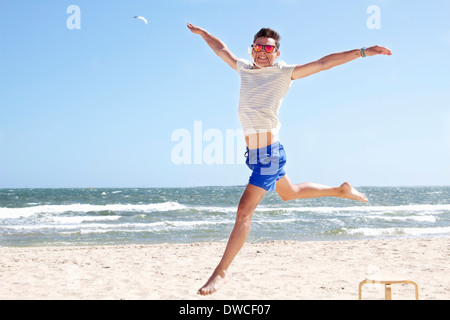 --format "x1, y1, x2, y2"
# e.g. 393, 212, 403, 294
360, 47, 366, 58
